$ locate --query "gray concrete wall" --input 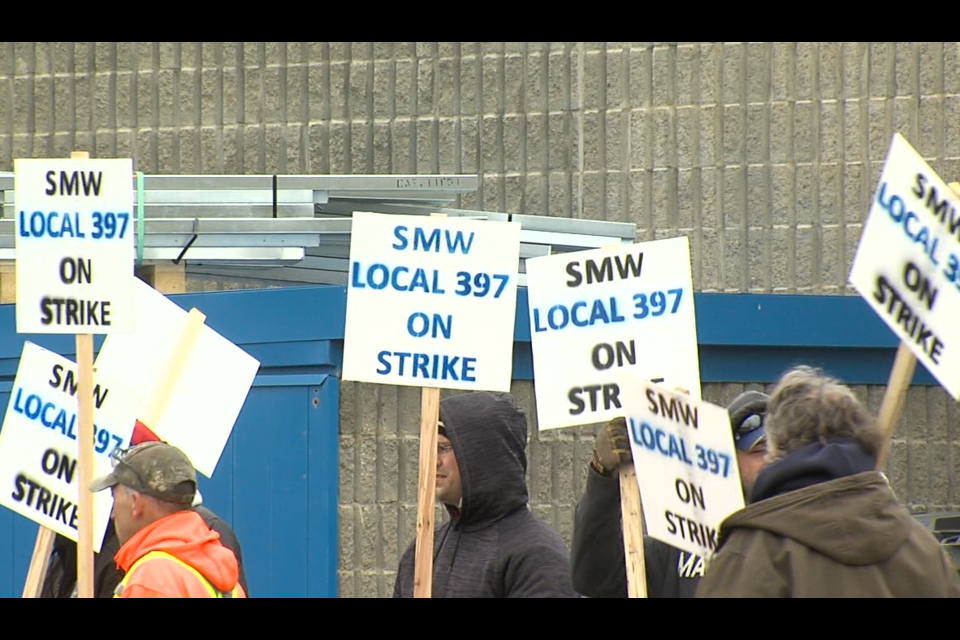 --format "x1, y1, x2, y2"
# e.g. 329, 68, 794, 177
3, 42, 960, 596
